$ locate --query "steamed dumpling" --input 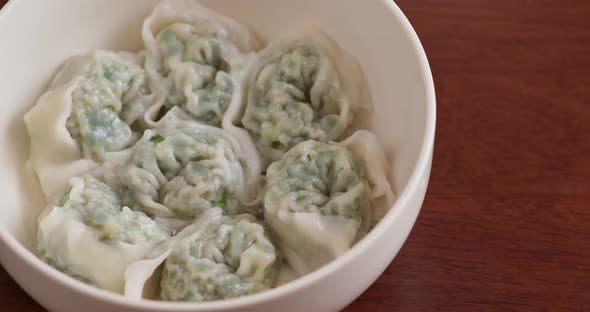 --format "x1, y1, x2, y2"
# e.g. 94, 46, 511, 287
52, 50, 152, 157
160, 208, 280, 301
36, 175, 170, 293
263, 130, 394, 276
123, 208, 280, 300
263, 140, 366, 275
118, 118, 258, 218
241, 30, 370, 164
24, 51, 153, 198
149, 25, 233, 126
142, 0, 261, 126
